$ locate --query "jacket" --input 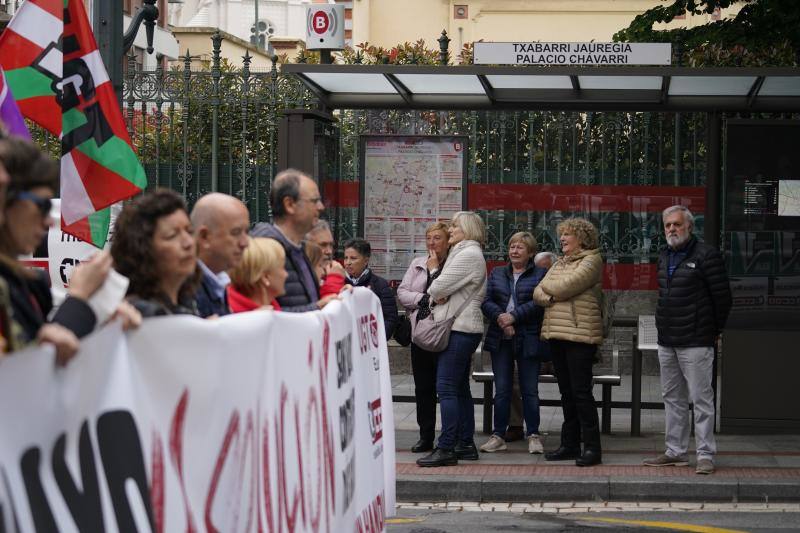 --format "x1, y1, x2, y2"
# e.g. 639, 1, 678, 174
195, 264, 230, 318
397, 256, 429, 311
534, 248, 604, 345
481, 261, 547, 359
0, 262, 96, 343
428, 240, 486, 334
127, 295, 199, 318
351, 269, 398, 339
656, 235, 732, 347
320, 272, 346, 298
250, 223, 320, 312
